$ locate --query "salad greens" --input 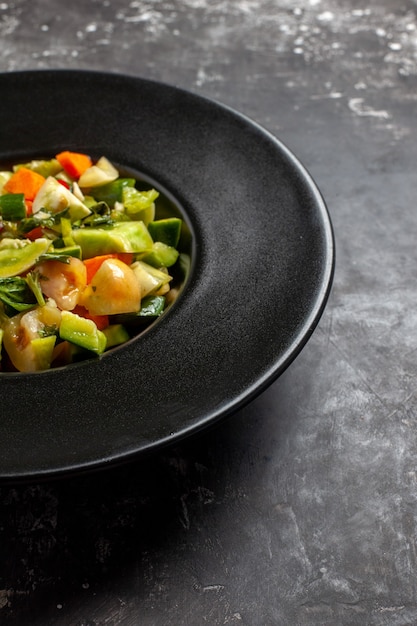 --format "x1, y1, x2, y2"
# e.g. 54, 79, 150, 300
0, 151, 183, 372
